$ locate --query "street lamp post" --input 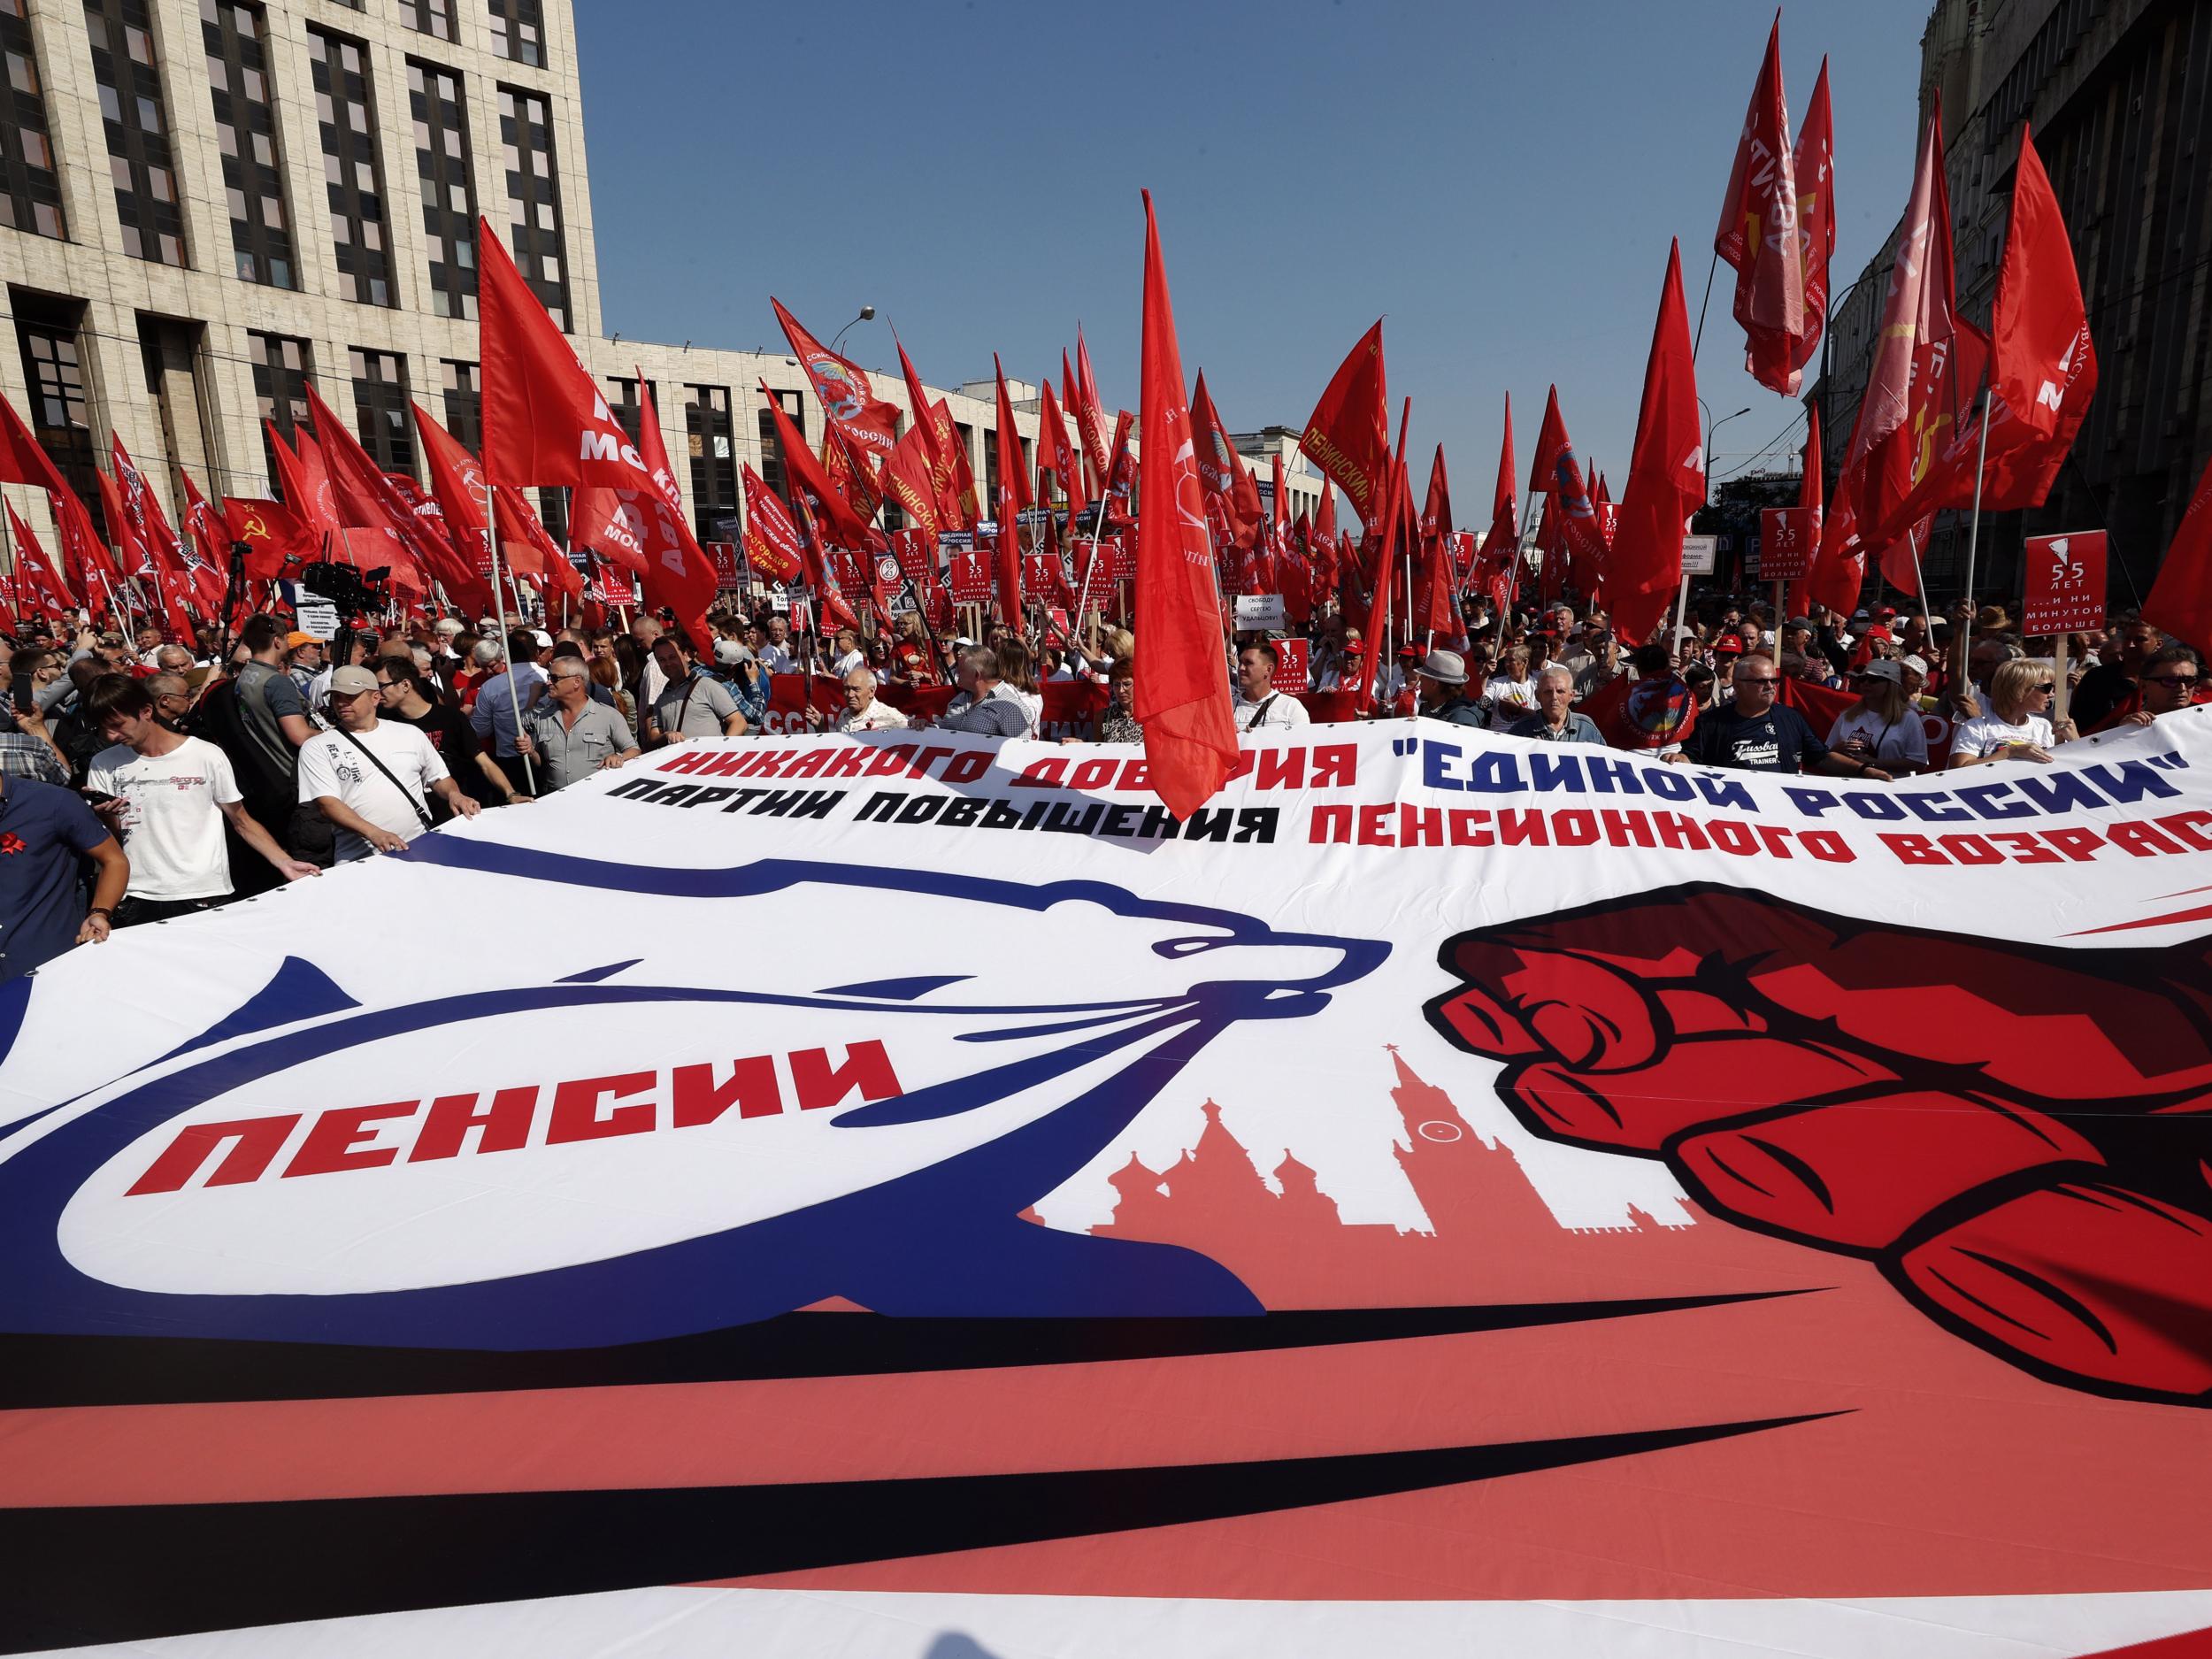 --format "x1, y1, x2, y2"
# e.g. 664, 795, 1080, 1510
829, 304, 876, 357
